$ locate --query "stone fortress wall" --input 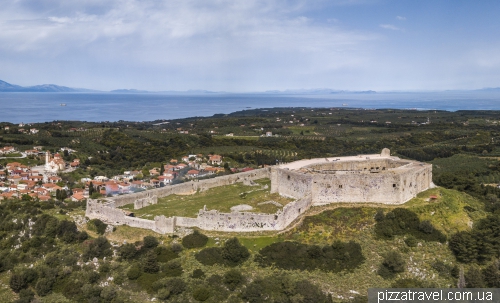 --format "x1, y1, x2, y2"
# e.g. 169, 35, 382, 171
86, 149, 431, 234
271, 148, 432, 205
